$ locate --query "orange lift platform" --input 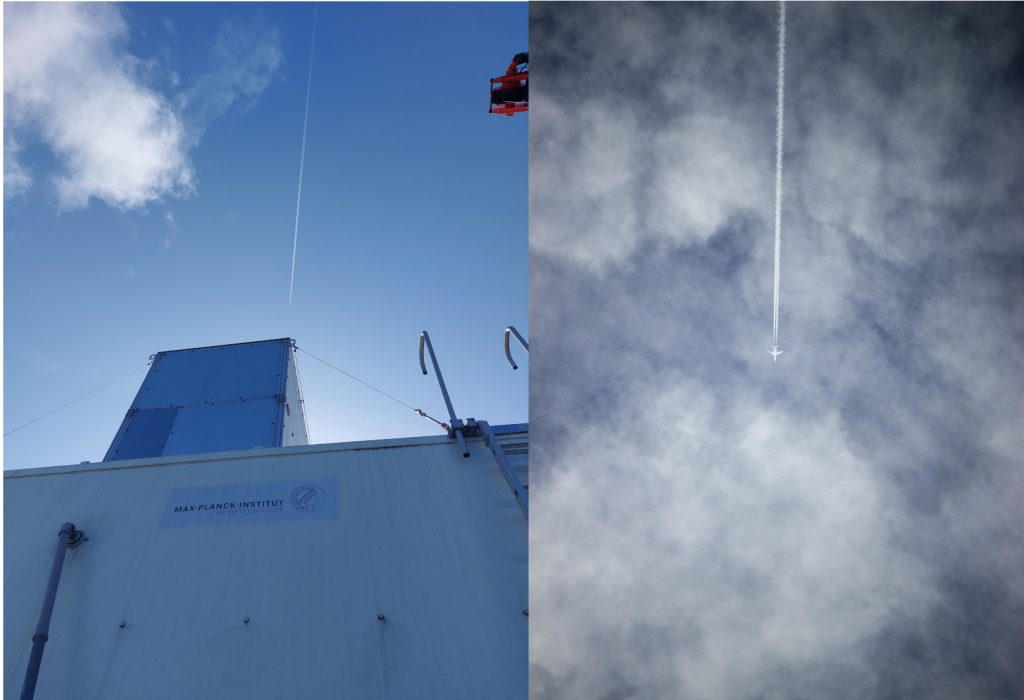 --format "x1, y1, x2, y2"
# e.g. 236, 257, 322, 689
490, 52, 528, 116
